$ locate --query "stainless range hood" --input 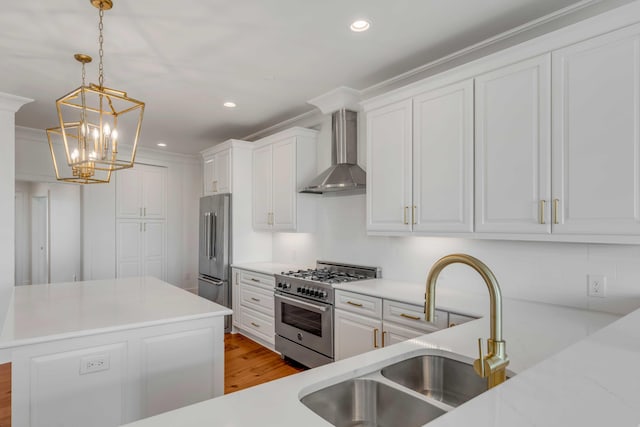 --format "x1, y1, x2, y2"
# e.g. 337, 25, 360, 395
300, 109, 366, 194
